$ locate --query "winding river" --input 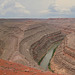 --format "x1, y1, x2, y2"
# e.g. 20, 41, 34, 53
40, 41, 61, 70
